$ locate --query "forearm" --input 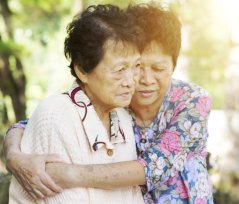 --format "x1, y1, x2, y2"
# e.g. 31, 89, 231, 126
46, 160, 146, 189
3, 128, 24, 172
4, 128, 24, 157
